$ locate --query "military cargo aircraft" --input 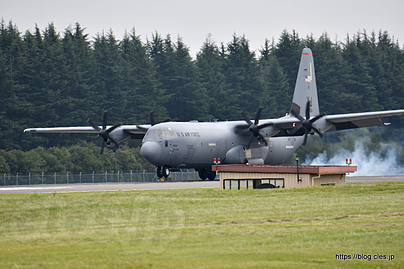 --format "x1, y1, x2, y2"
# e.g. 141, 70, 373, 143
24, 48, 404, 180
